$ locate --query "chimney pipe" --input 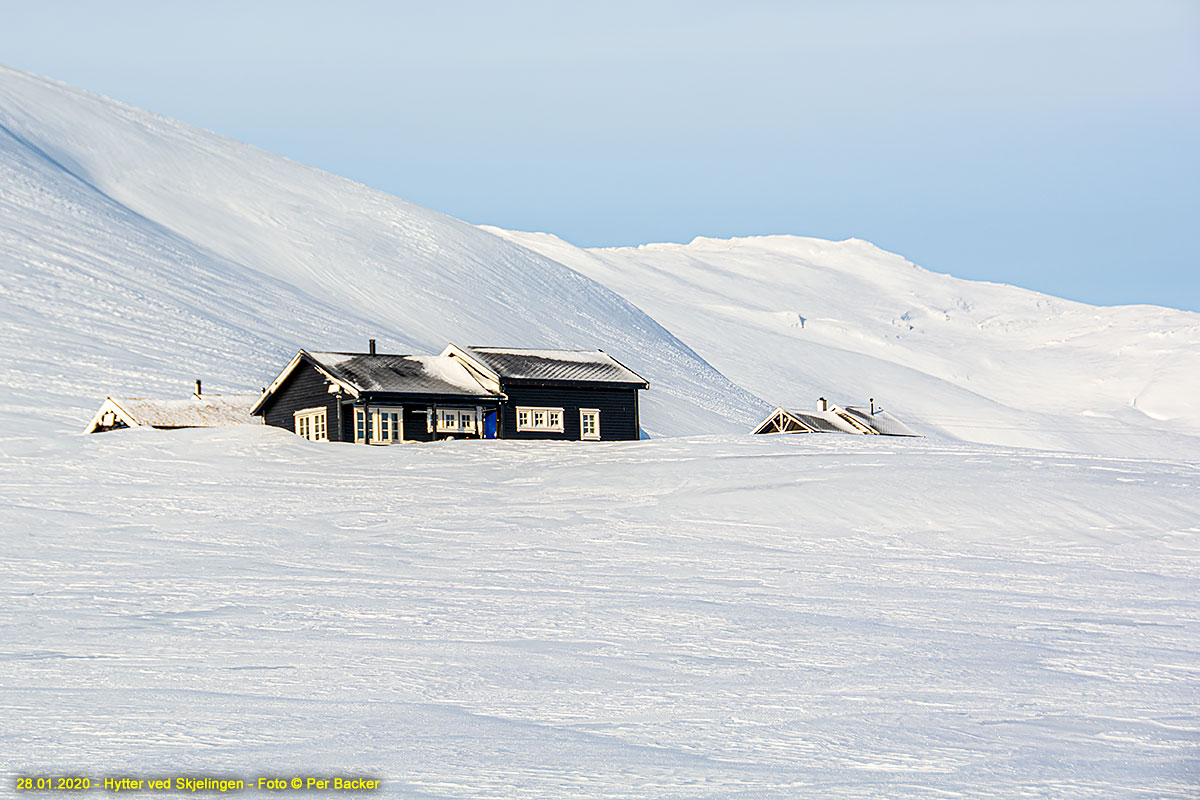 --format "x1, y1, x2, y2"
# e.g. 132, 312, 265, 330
869, 398, 875, 415
369, 339, 376, 355
194, 379, 202, 397
818, 397, 827, 412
